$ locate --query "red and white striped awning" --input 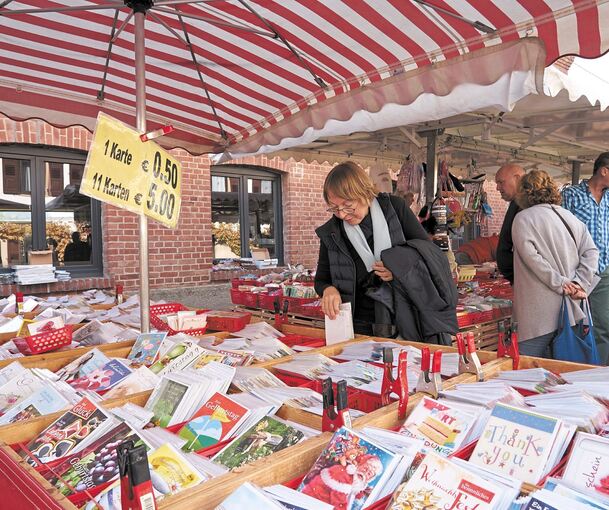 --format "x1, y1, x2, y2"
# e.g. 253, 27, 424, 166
1, 0, 608, 155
